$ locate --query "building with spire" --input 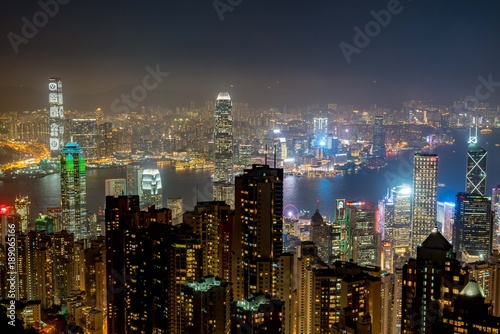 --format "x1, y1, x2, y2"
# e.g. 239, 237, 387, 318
213, 92, 234, 208
60, 141, 87, 240
466, 121, 487, 195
